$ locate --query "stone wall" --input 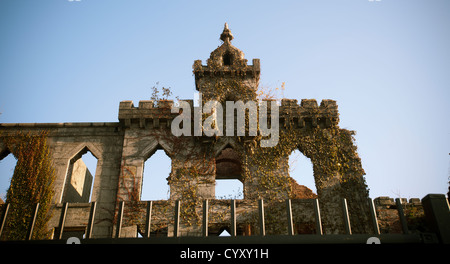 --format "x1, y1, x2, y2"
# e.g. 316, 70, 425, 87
0, 25, 373, 239
374, 196, 430, 234
0, 113, 372, 238
0, 93, 373, 237
0, 123, 124, 238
